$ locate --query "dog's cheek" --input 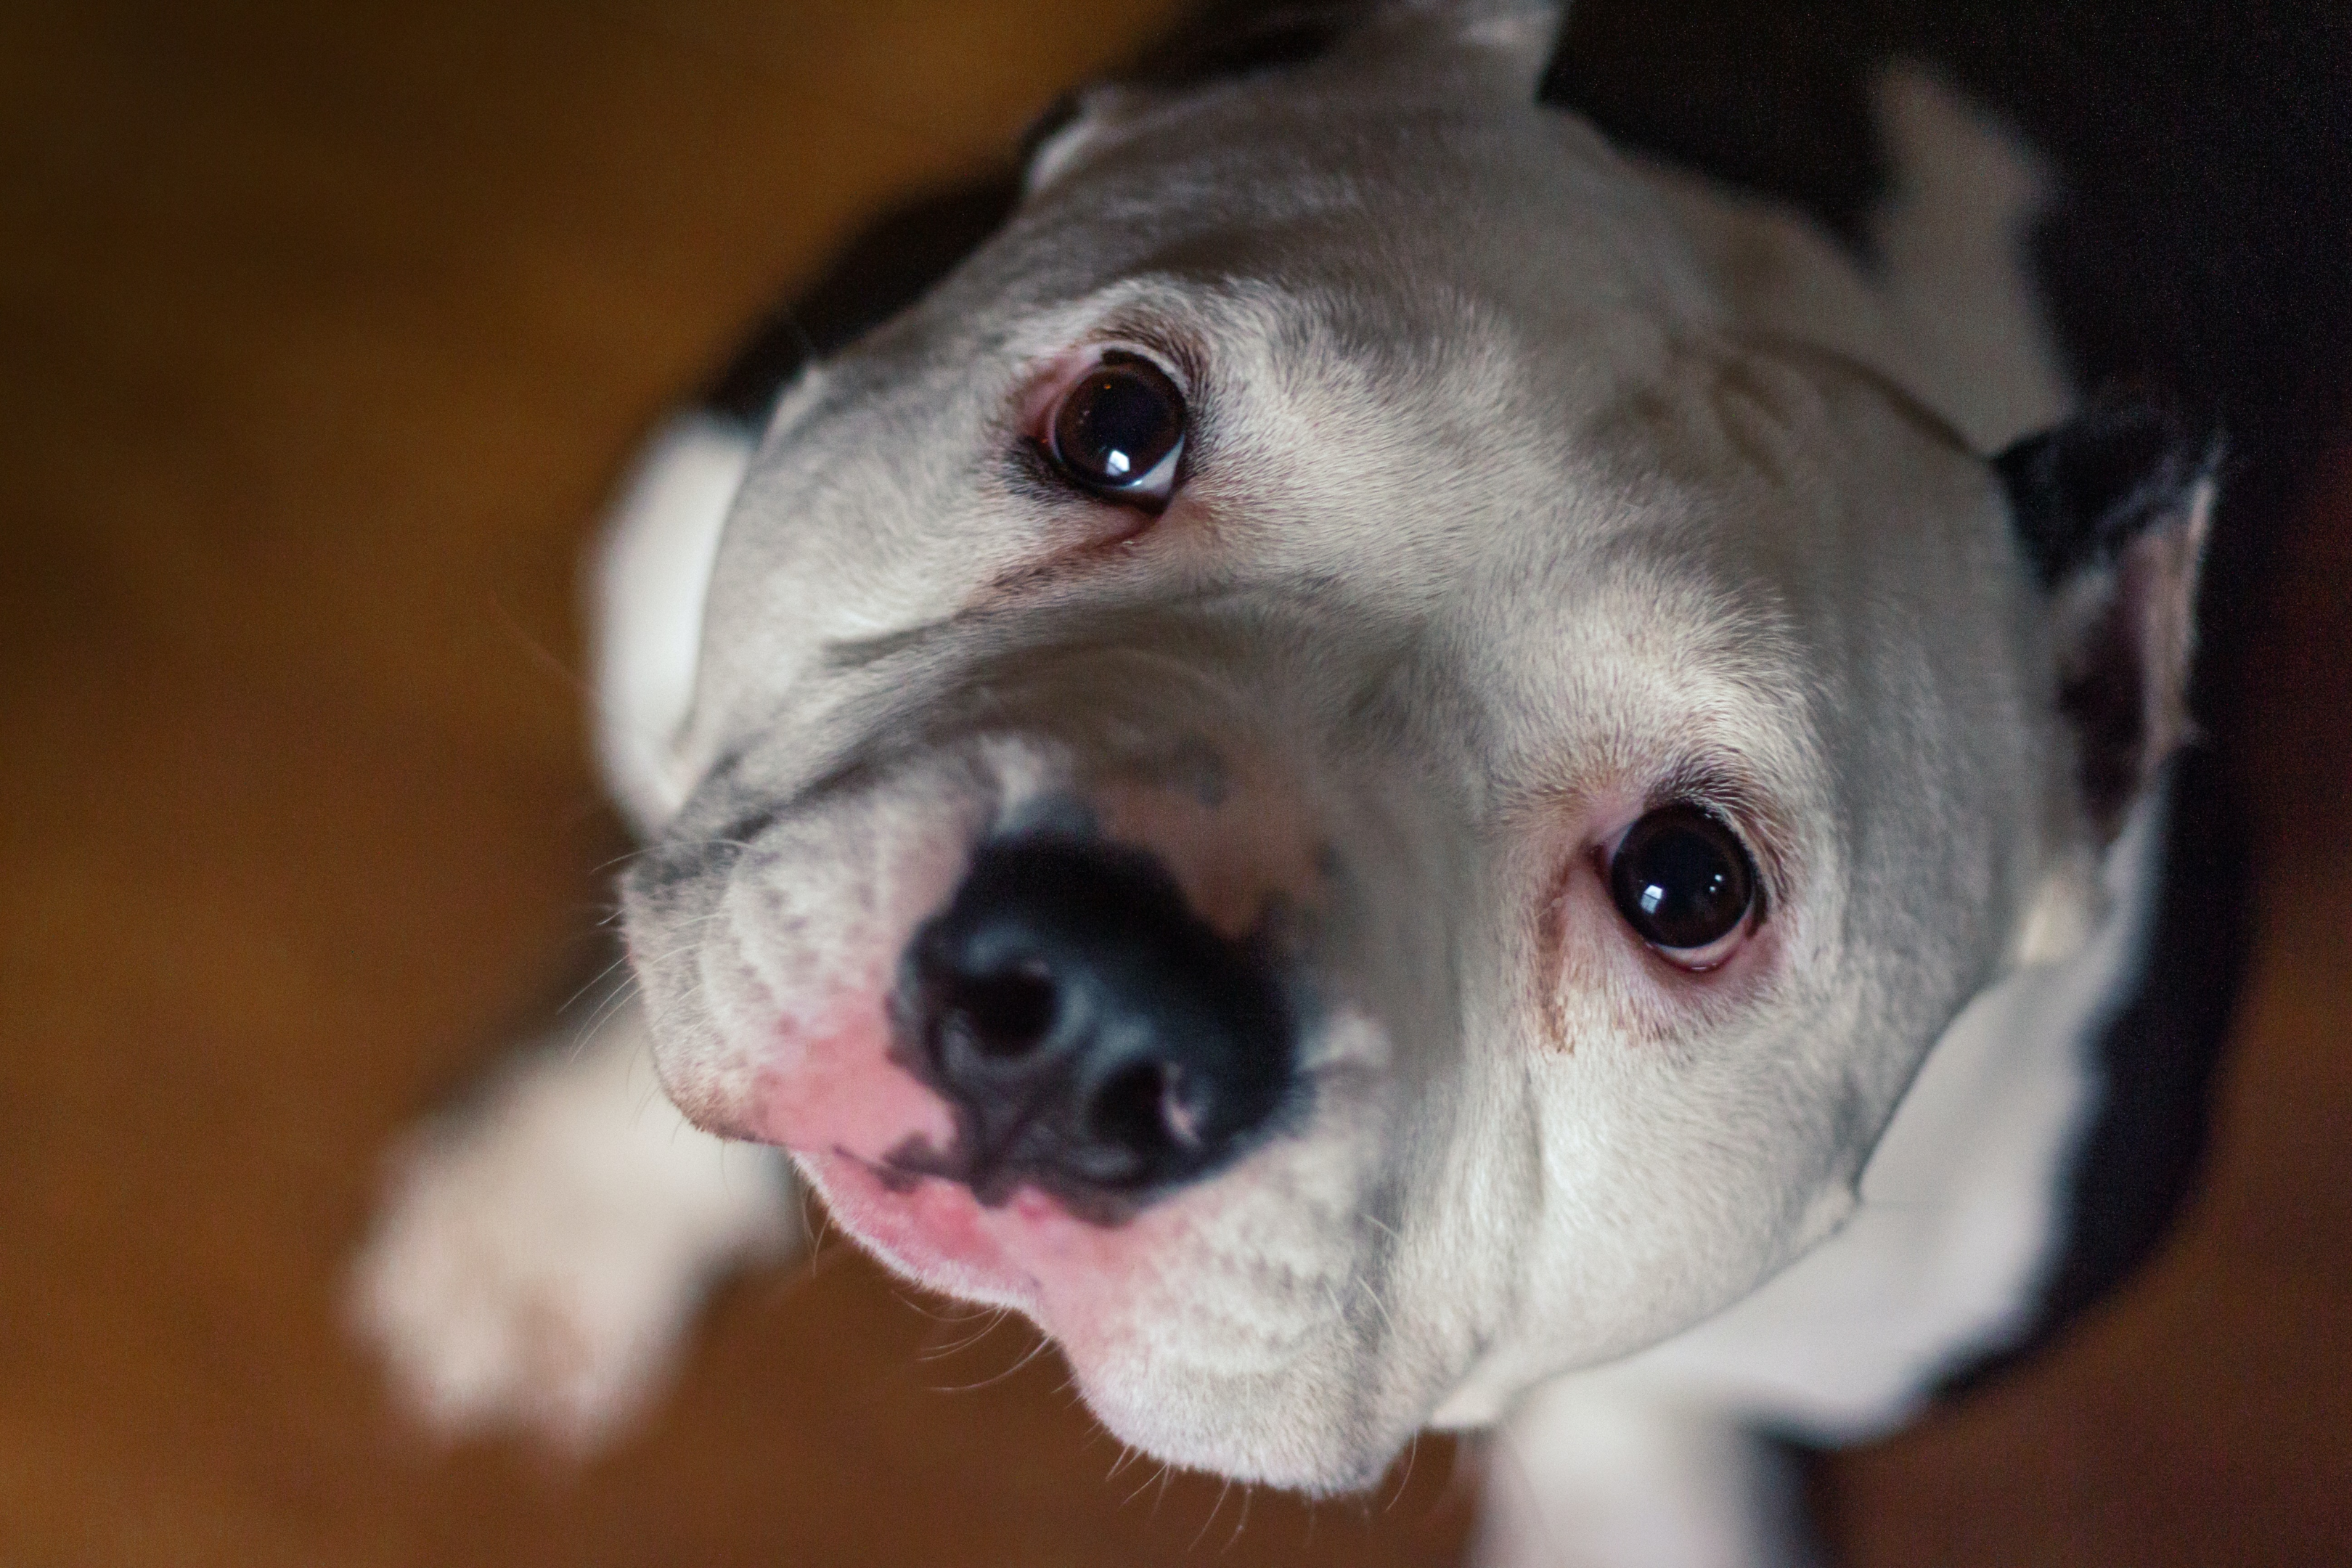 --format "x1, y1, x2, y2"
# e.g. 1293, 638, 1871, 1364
669, 769, 996, 1152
